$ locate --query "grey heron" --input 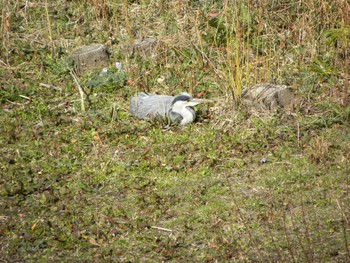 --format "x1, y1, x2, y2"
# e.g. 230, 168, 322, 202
130, 92, 212, 125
